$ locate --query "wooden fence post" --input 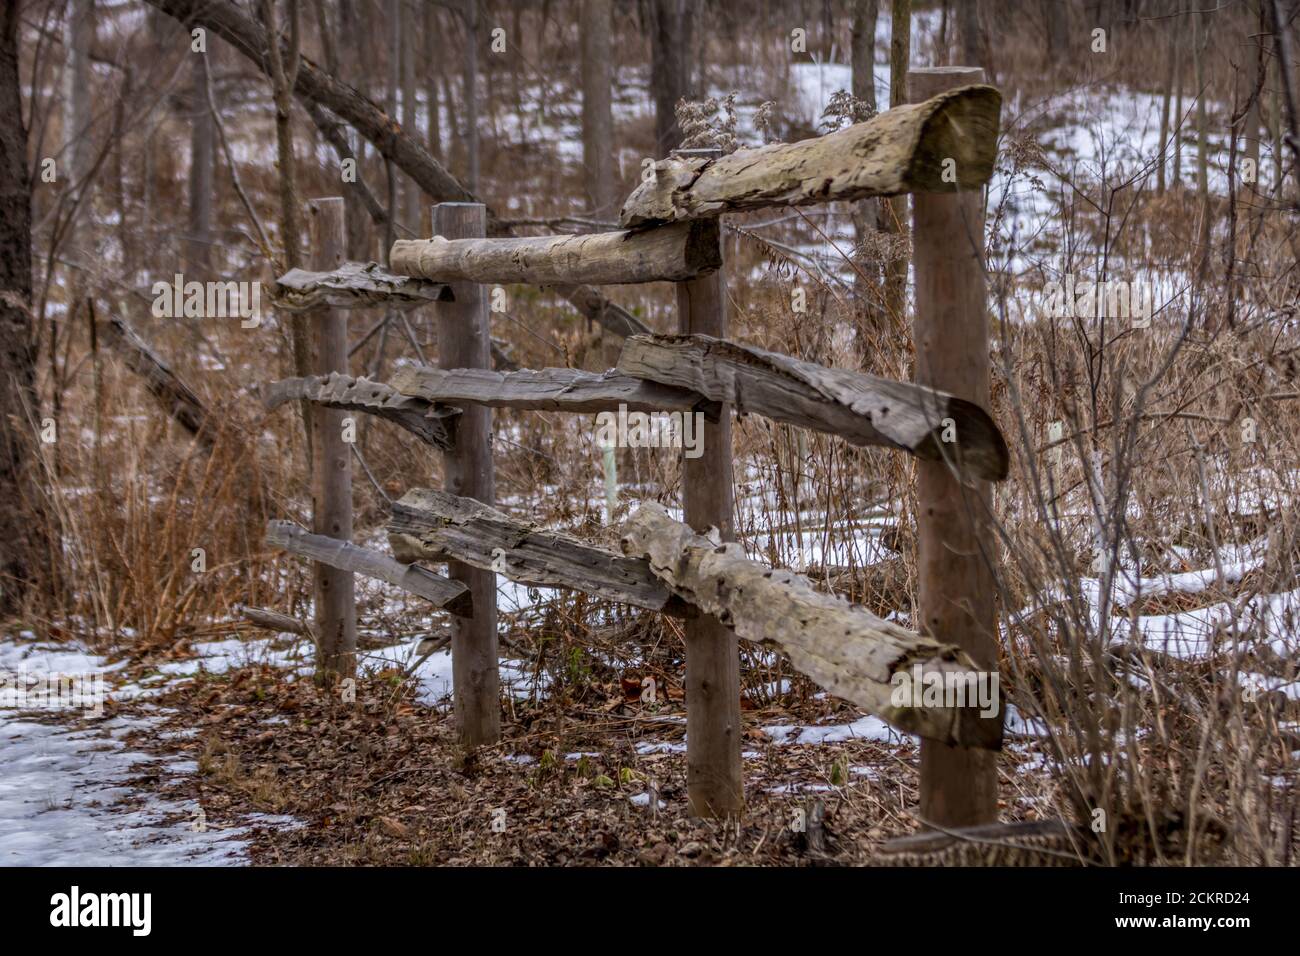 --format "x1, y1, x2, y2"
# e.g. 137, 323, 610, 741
433, 201, 500, 747
675, 175, 743, 817
909, 67, 1000, 827
307, 197, 358, 682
